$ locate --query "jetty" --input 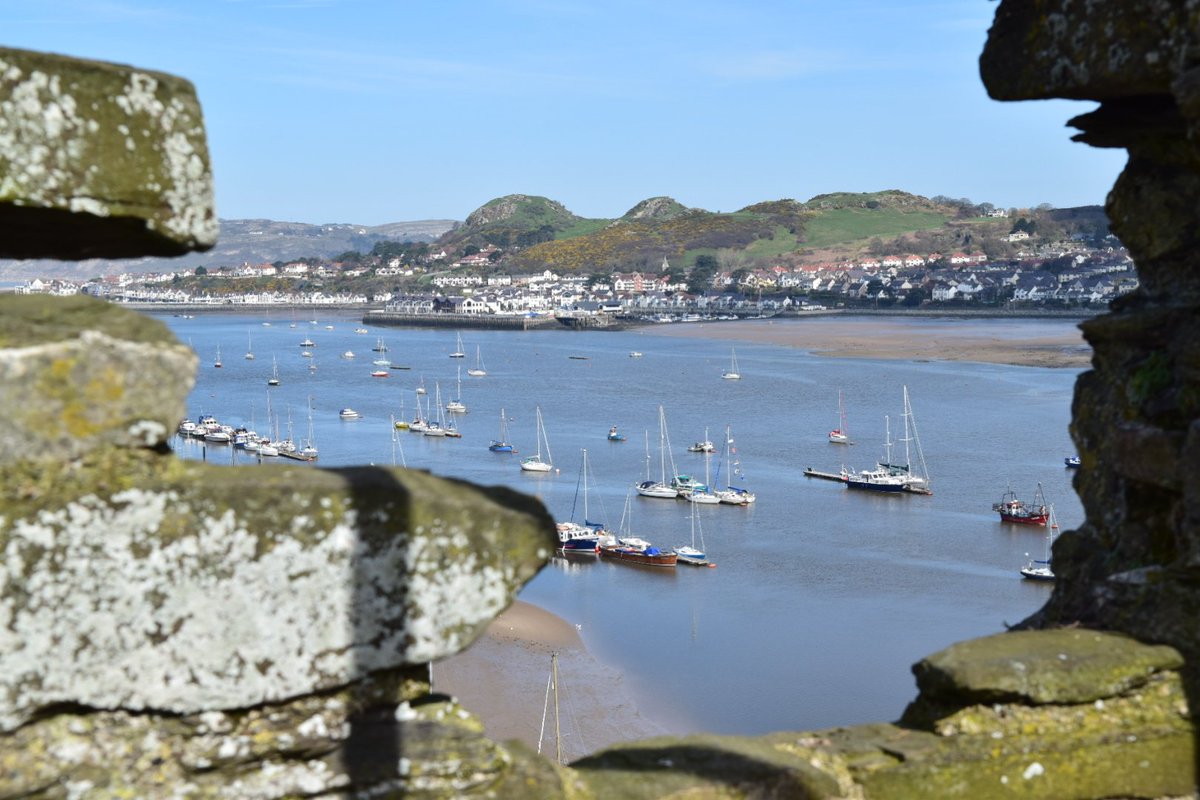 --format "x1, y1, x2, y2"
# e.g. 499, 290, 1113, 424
363, 310, 557, 331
